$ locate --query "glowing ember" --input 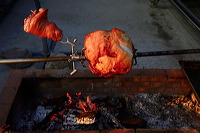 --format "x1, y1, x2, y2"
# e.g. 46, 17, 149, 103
167, 93, 200, 114
32, 93, 125, 130
65, 92, 98, 112
63, 93, 98, 125
48, 93, 98, 126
